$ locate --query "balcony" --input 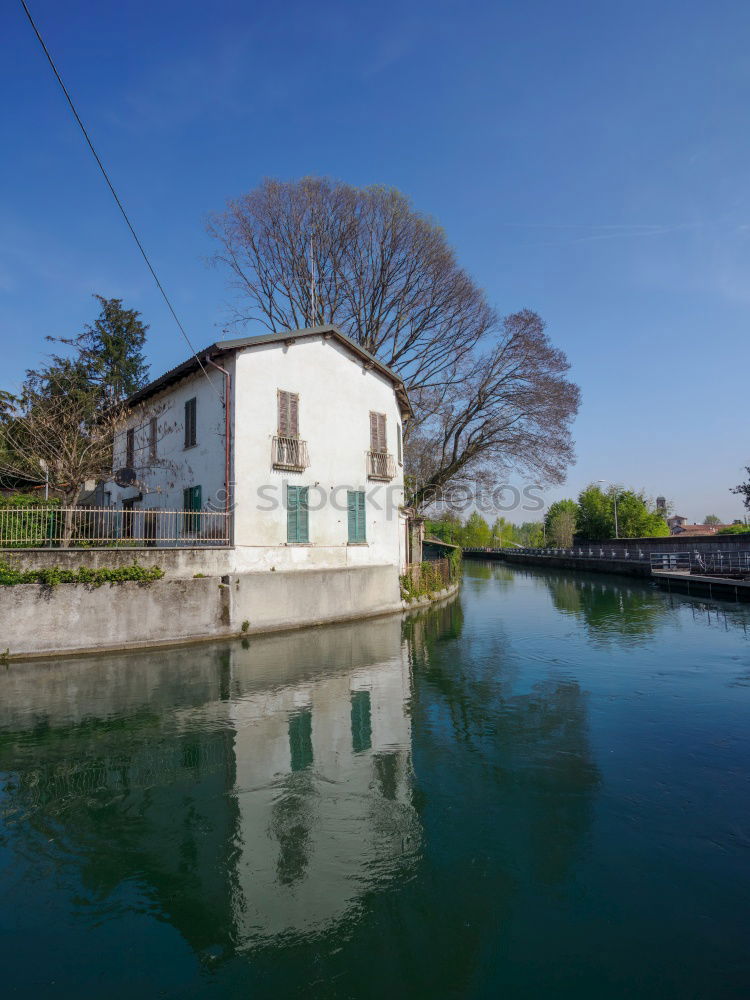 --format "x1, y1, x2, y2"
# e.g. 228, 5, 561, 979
272, 436, 310, 471
367, 450, 396, 481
